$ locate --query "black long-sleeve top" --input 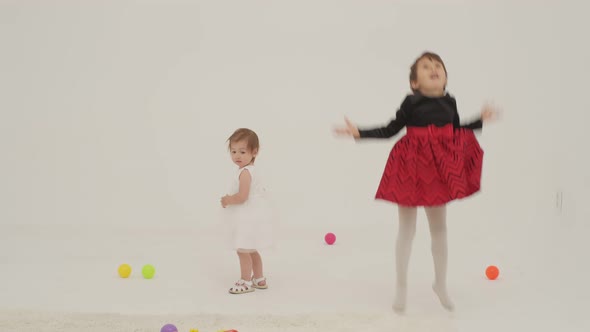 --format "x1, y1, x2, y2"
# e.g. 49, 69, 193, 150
358, 93, 483, 139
